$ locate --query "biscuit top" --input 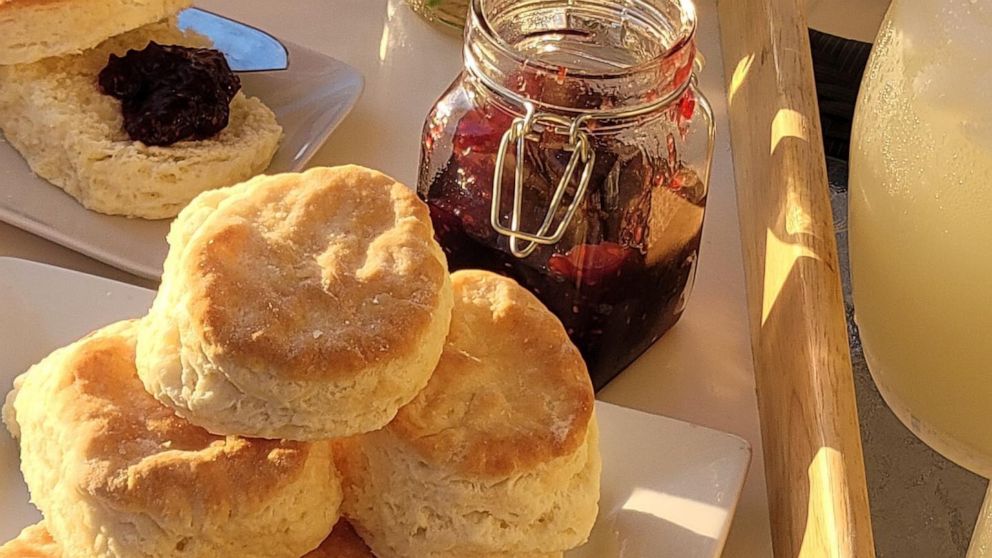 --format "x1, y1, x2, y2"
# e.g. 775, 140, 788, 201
1, 19, 202, 84
0, 2, 196, 66
303, 520, 374, 558
388, 270, 595, 478
15, 320, 316, 520
0, 523, 58, 558
174, 166, 449, 381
